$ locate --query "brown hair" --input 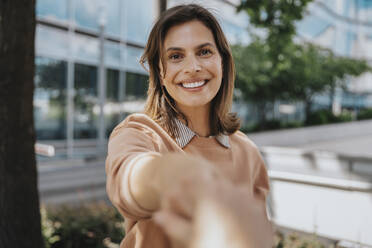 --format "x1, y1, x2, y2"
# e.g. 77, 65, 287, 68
140, 4, 240, 138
